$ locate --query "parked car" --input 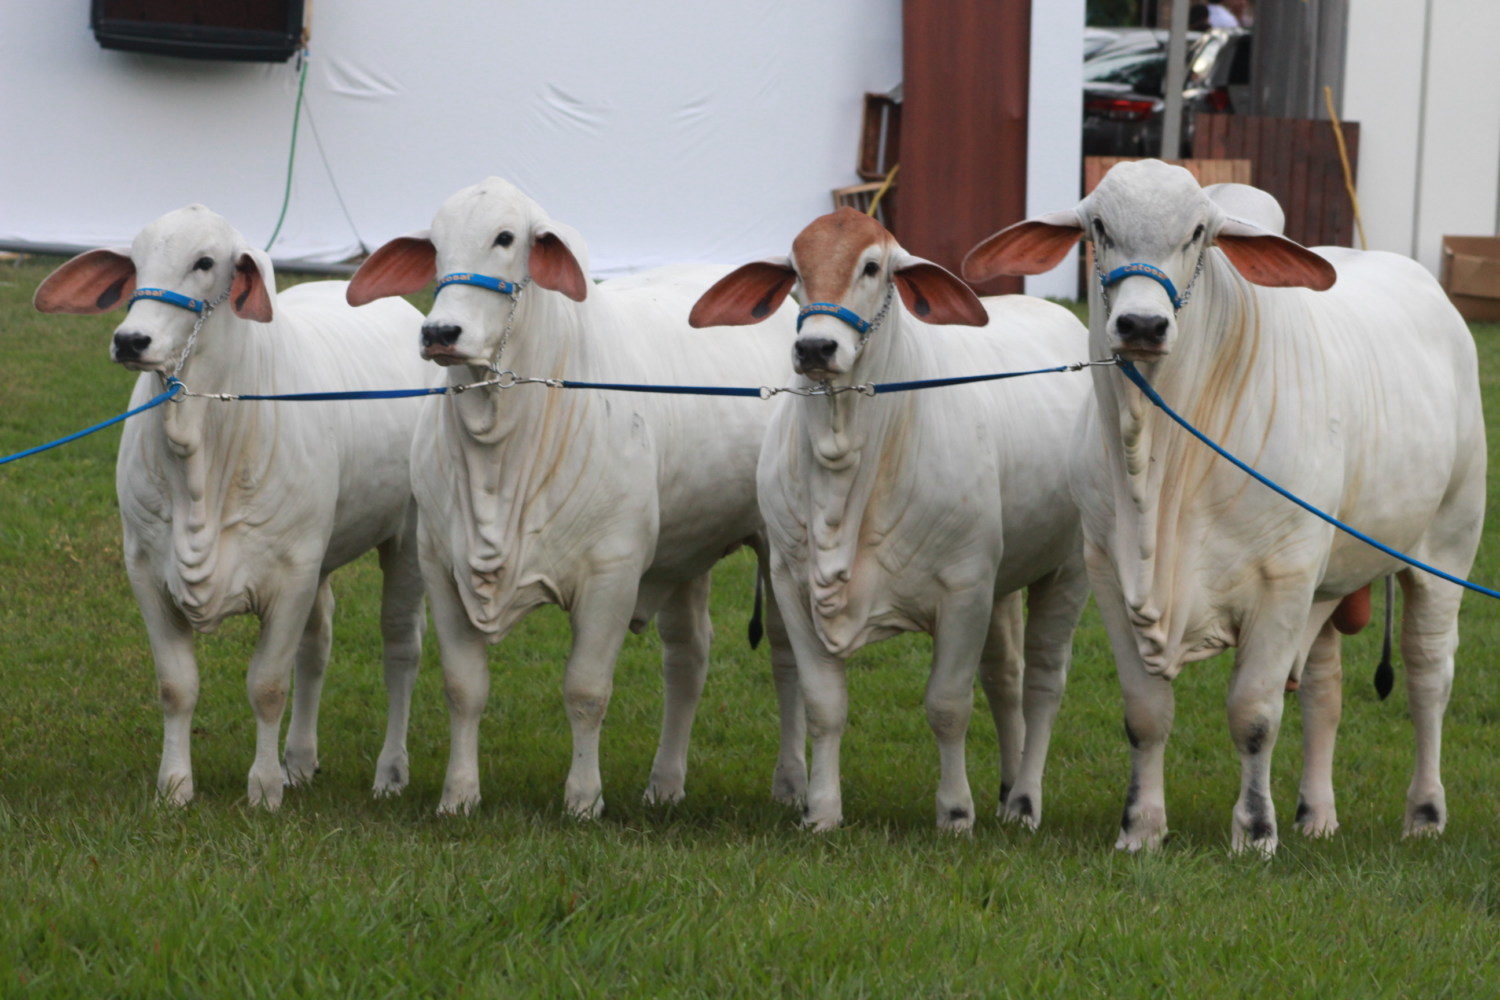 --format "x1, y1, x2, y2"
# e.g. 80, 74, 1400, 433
1082, 28, 1252, 157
